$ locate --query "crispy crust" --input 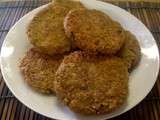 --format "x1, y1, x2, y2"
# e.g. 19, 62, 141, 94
117, 31, 141, 70
64, 9, 125, 55
27, 4, 70, 55
55, 51, 128, 115
19, 48, 63, 94
54, 0, 85, 10
27, 1, 84, 55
